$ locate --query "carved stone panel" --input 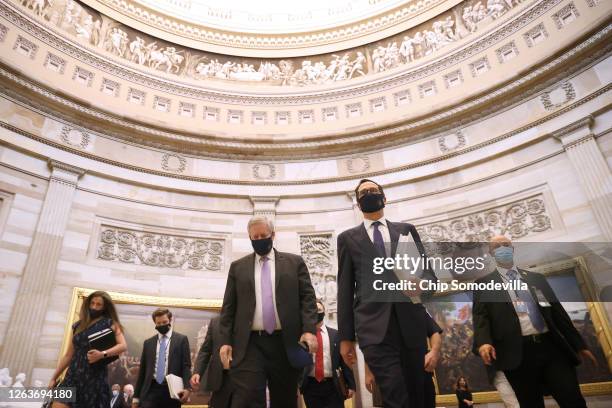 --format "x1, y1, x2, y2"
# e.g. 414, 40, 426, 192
299, 233, 337, 321
416, 195, 552, 242
97, 226, 224, 271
